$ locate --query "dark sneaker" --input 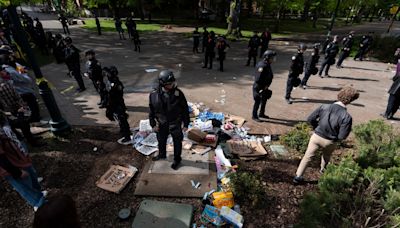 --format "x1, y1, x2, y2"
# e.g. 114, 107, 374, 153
286, 98, 293, 104
252, 117, 261, 122
152, 155, 166, 161
259, 114, 270, 119
293, 176, 305, 185
171, 160, 181, 170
